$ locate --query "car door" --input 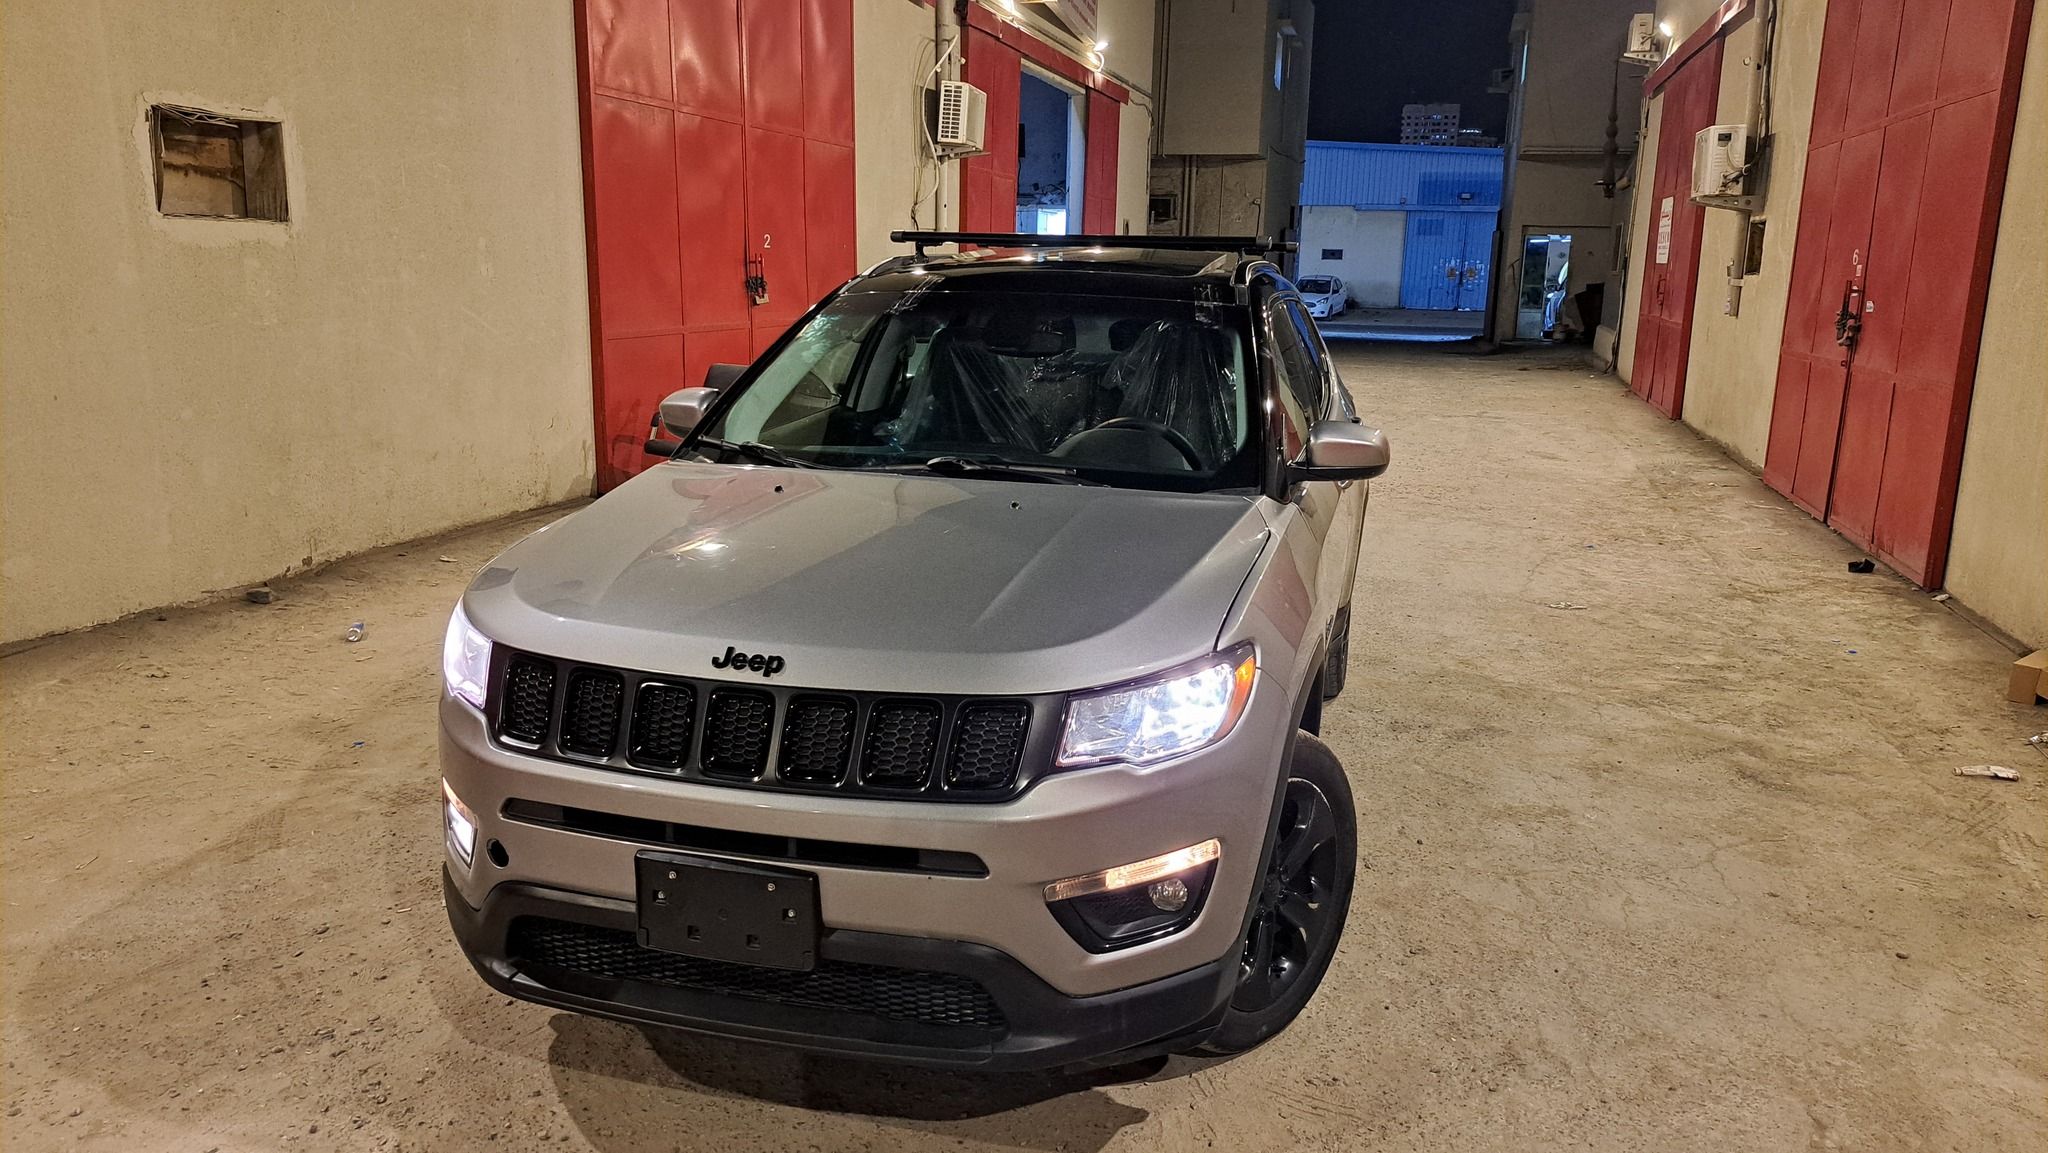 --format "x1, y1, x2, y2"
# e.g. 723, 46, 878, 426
1276, 296, 1367, 622
1260, 283, 1349, 671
